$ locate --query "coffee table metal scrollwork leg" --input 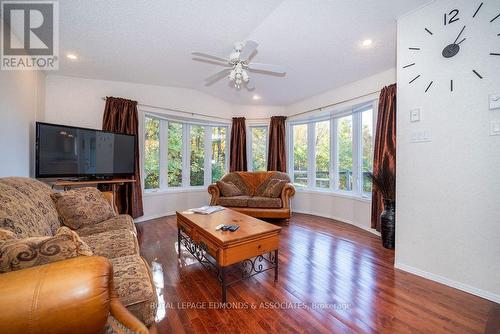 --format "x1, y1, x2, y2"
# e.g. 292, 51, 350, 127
274, 249, 279, 282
